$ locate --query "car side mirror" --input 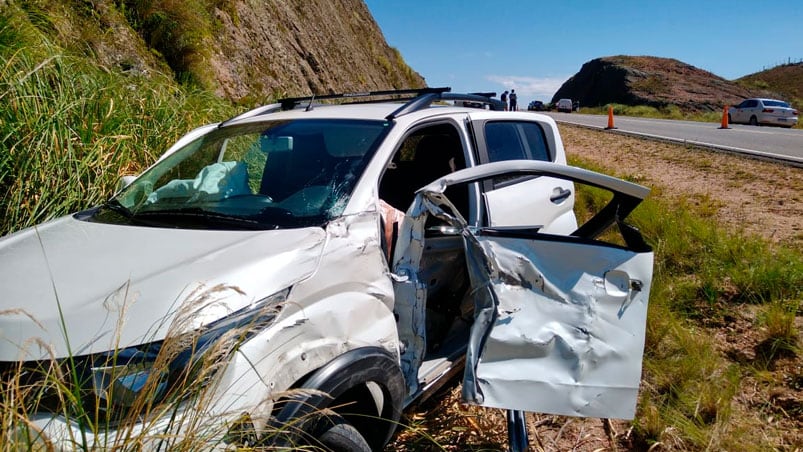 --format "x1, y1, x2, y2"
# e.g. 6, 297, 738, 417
116, 175, 138, 192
